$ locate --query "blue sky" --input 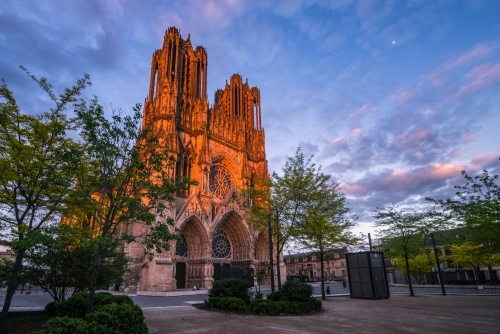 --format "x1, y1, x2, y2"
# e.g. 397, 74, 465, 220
1, 0, 499, 237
